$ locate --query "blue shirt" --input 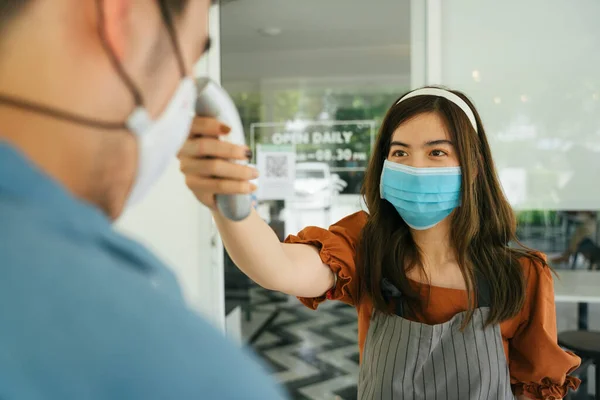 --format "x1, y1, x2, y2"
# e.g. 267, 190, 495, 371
0, 143, 286, 400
